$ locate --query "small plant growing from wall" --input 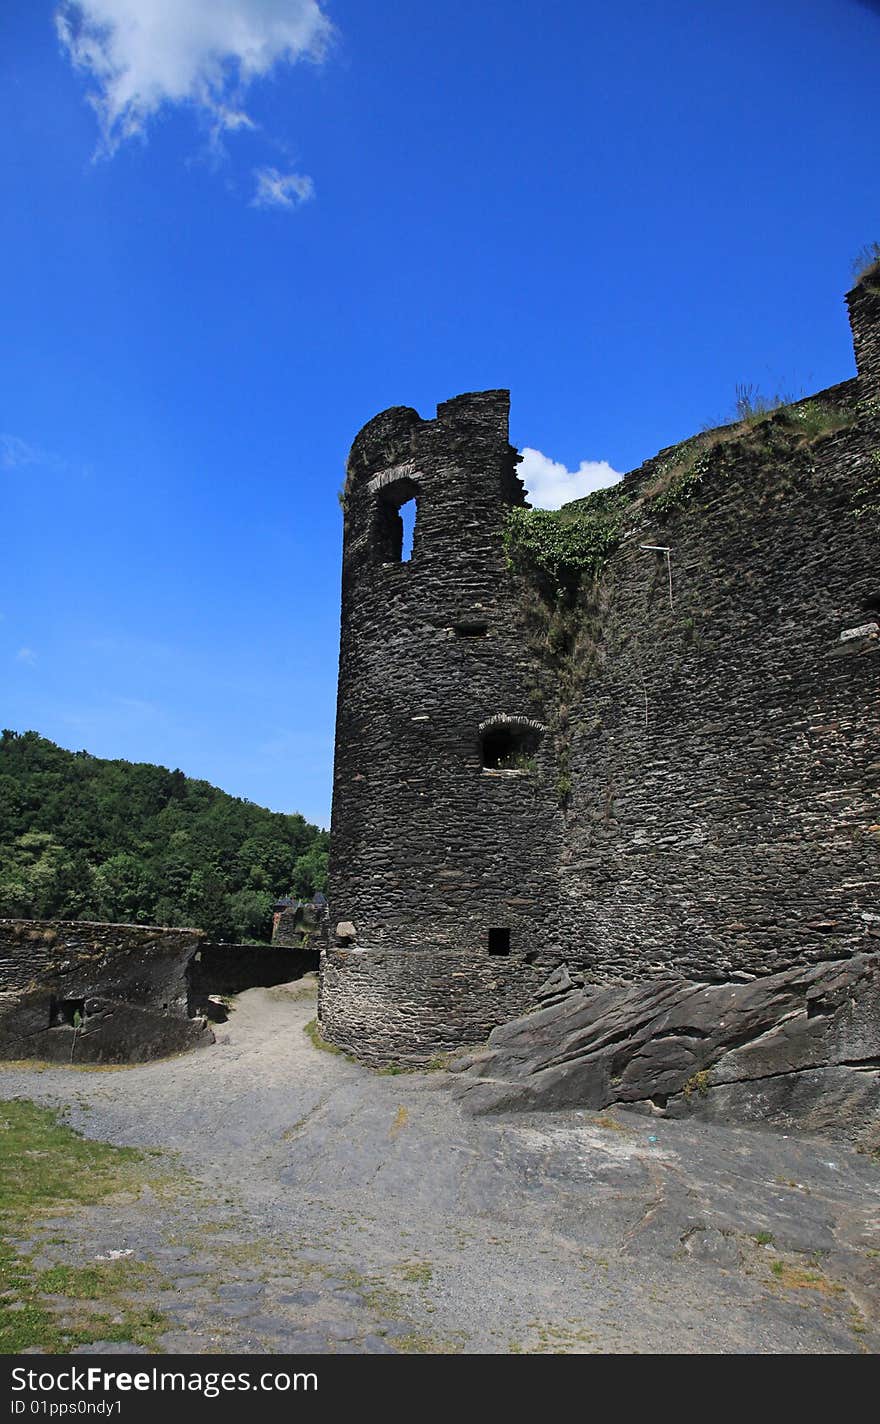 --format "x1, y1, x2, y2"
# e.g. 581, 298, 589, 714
852, 241, 880, 284
733, 382, 790, 425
